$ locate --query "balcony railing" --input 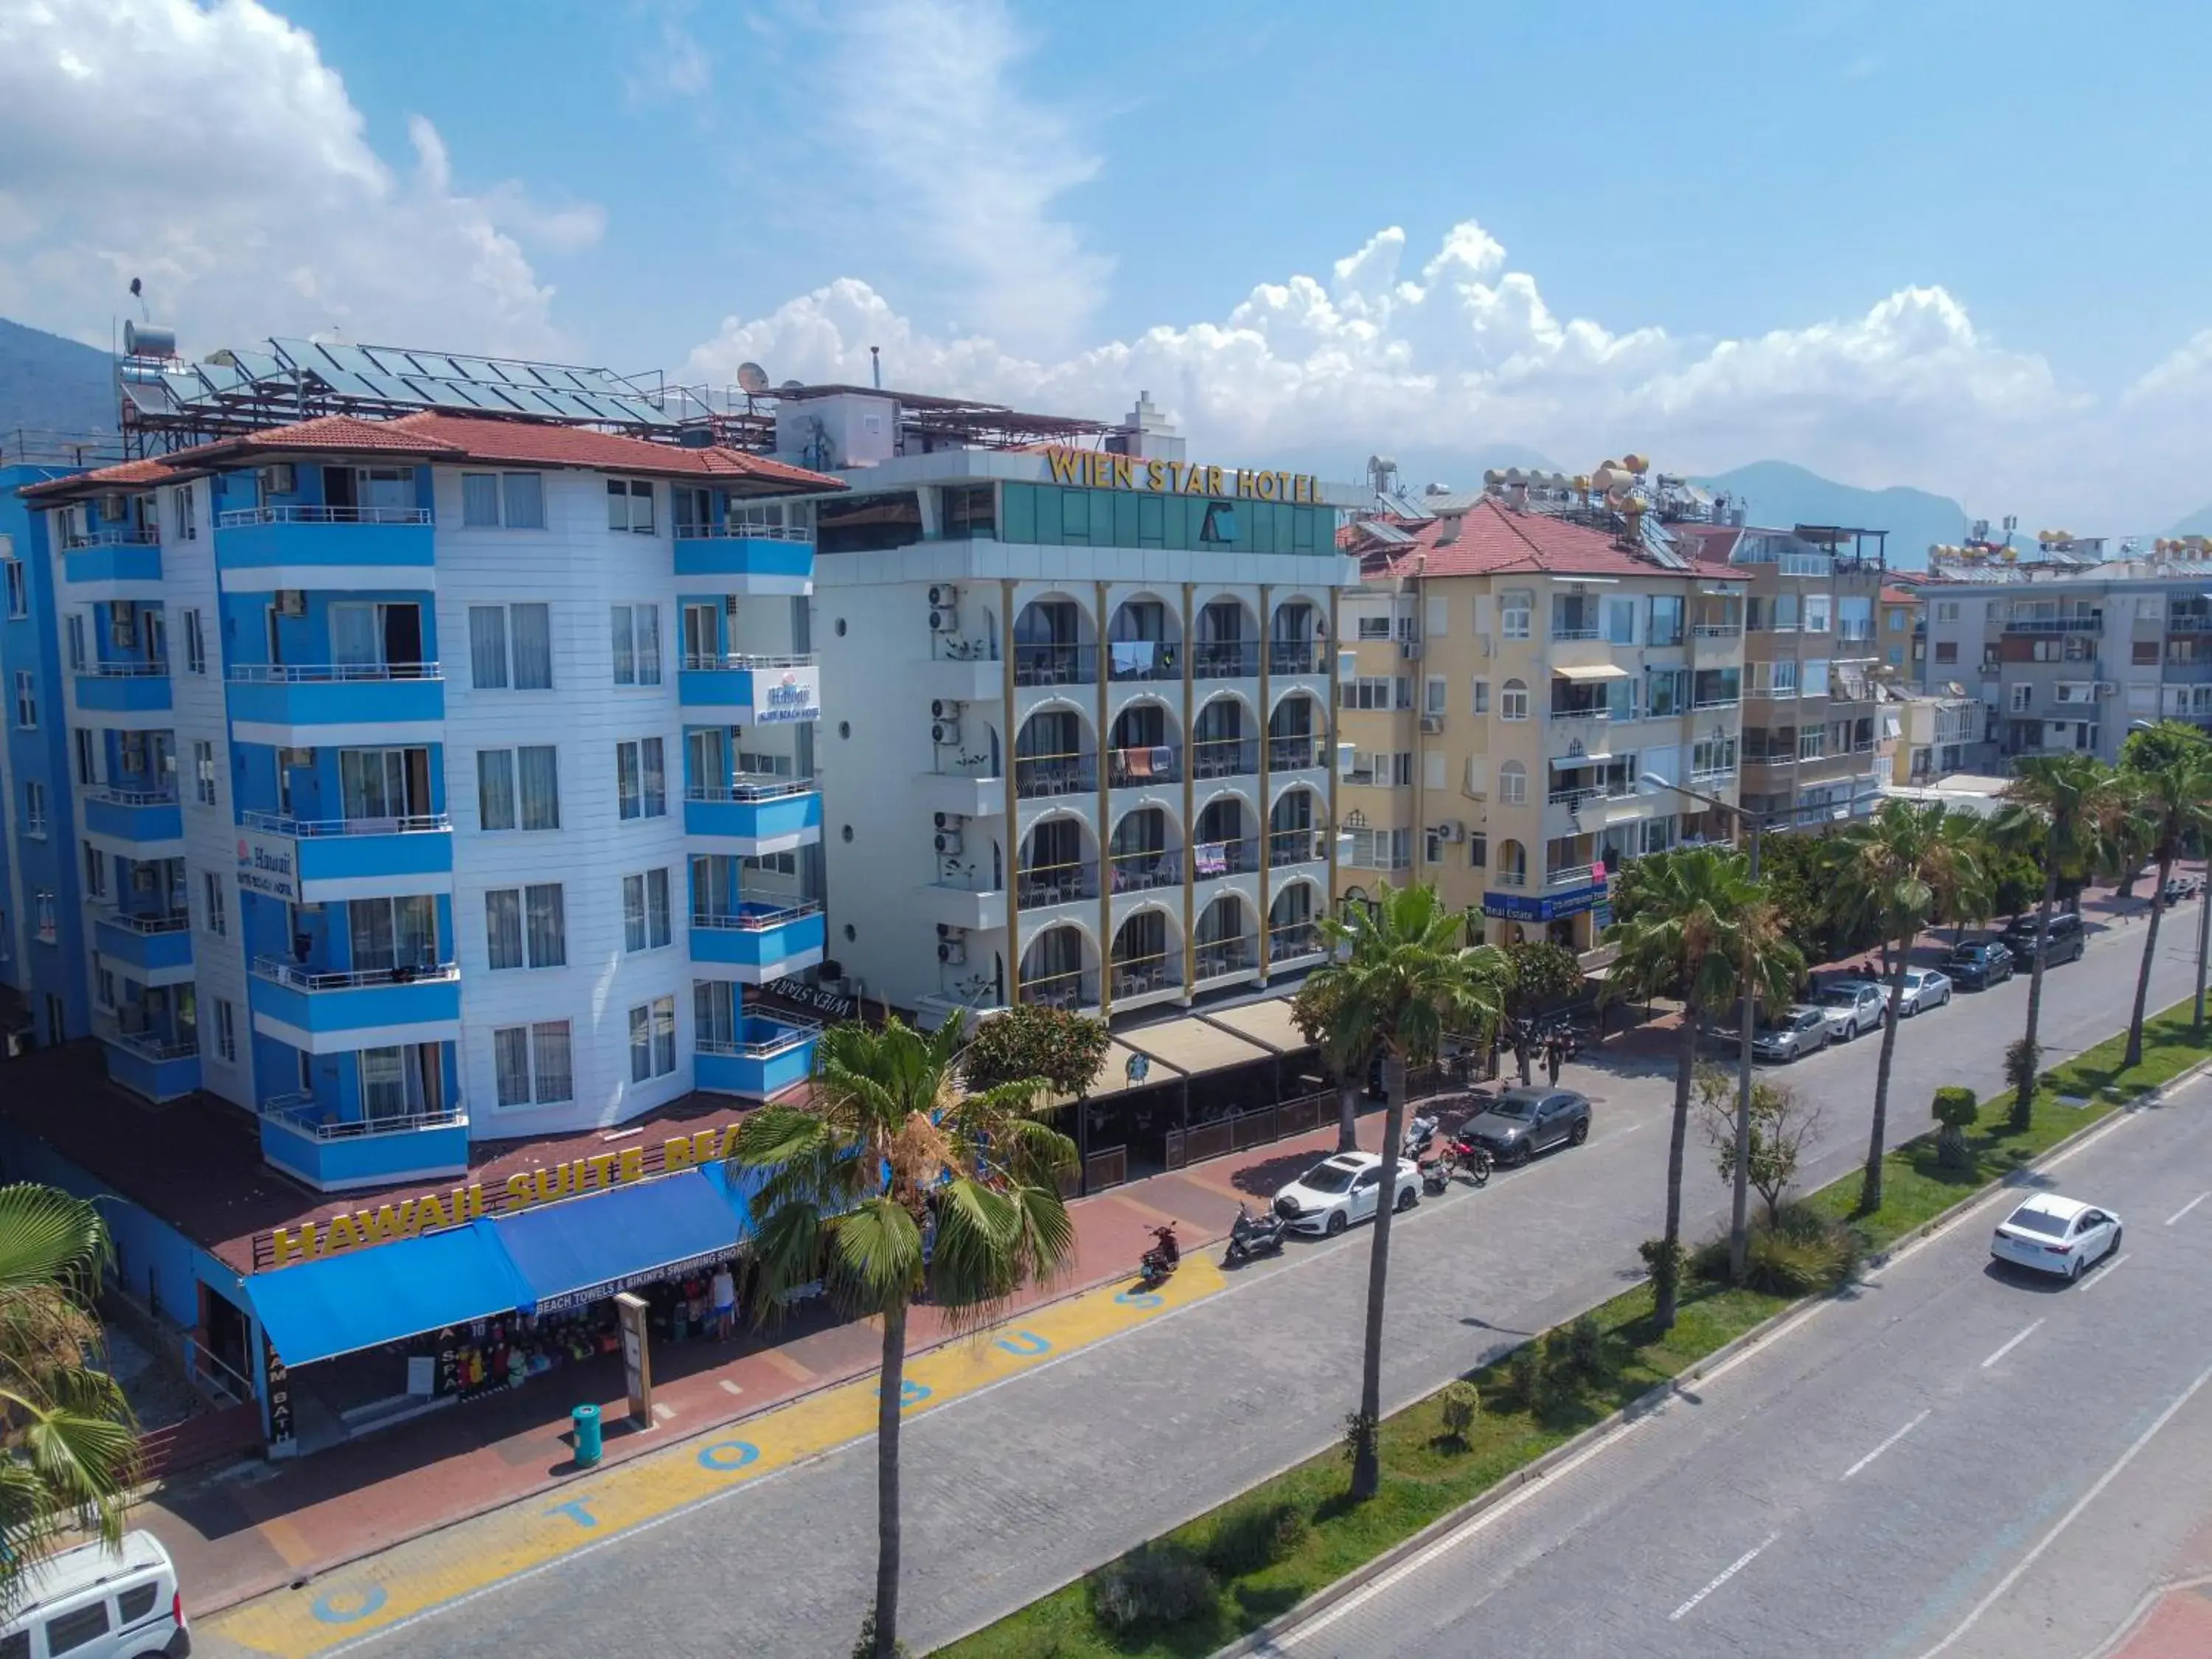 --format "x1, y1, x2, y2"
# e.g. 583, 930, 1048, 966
1550, 622, 1604, 641
1745, 682, 1799, 700
1190, 836, 1261, 879
1018, 969, 1094, 1011
2003, 616, 2101, 633
1267, 922, 1324, 962
252, 956, 459, 991
1548, 703, 1612, 723
685, 776, 818, 804
240, 810, 451, 837
683, 651, 815, 672
1110, 952, 1182, 996
99, 908, 188, 935
1105, 641, 1180, 682
1194, 939, 1259, 980
1493, 869, 1528, 889
1107, 743, 1180, 787
265, 1096, 467, 1139
674, 521, 815, 543
1688, 765, 1739, 785
1546, 863, 1597, 888
1692, 695, 1743, 710
1013, 643, 1096, 687
1691, 623, 1743, 639
1106, 848, 1180, 893
217, 505, 431, 527
1268, 640, 1324, 675
1267, 828, 1323, 867
2168, 616, 2212, 634
1014, 751, 1096, 799
96, 1020, 196, 1061
84, 785, 177, 808
1018, 859, 1100, 906
1191, 737, 1259, 779
696, 1015, 823, 1060
1743, 750, 1798, 768
228, 661, 440, 683
1267, 734, 1323, 771
1192, 641, 1261, 680
1837, 624, 1877, 644
691, 899, 824, 931
63, 526, 158, 550
85, 660, 169, 678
